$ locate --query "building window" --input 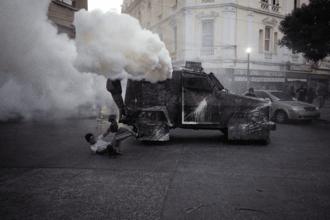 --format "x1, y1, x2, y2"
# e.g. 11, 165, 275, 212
260, 0, 269, 10
273, 32, 278, 54
259, 29, 264, 53
271, 0, 279, 12
201, 20, 214, 55
264, 26, 271, 52
260, 27, 277, 53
